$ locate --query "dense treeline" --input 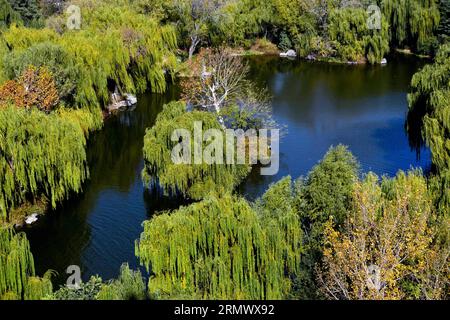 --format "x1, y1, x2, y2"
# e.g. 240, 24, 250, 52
133, 0, 445, 62
0, 106, 89, 223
